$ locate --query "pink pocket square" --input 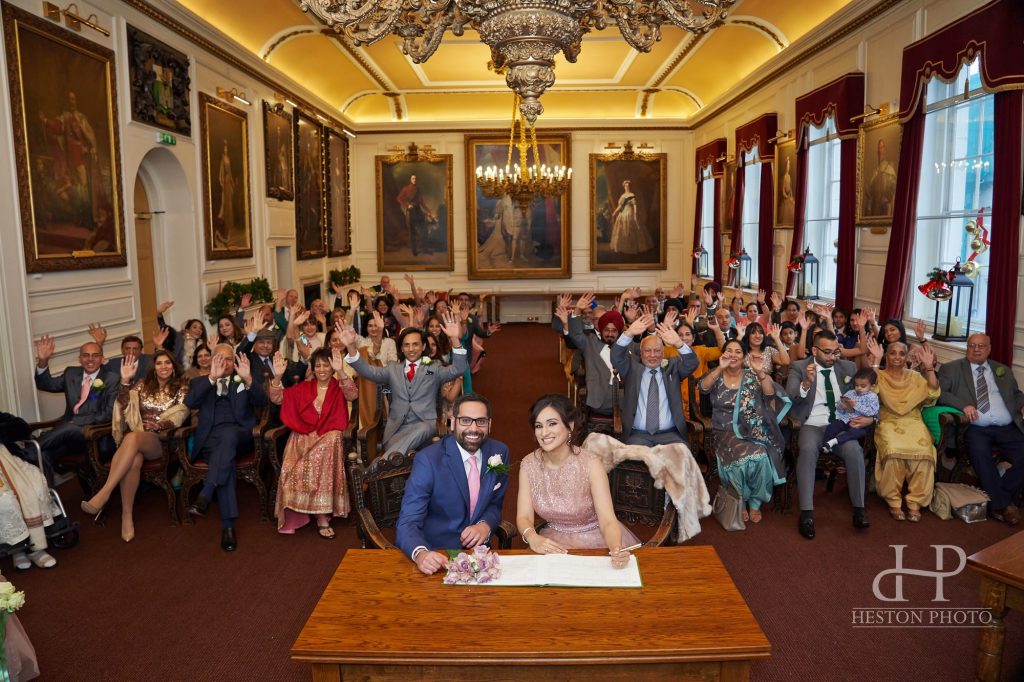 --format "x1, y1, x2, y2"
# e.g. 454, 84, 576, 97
492, 483, 502, 491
